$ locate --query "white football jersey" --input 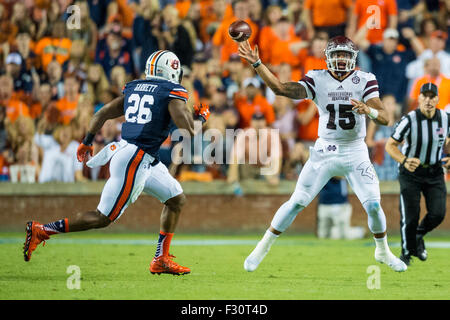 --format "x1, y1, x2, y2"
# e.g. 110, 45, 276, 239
298, 69, 379, 142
